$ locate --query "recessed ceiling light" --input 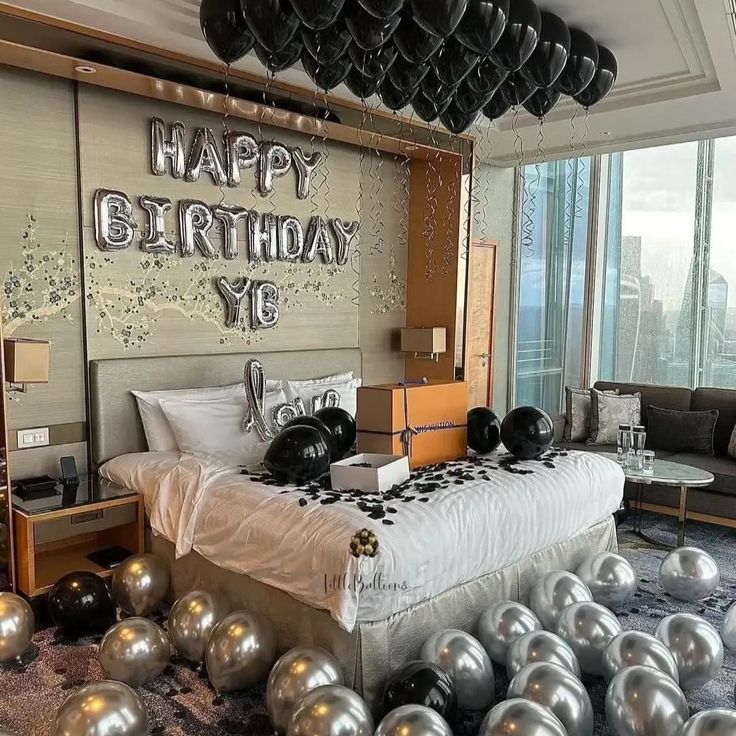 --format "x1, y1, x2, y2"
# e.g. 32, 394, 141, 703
74, 65, 97, 74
